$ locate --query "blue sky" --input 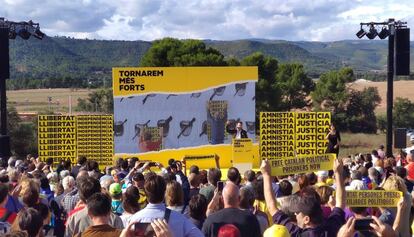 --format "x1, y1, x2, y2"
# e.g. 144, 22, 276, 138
1, 0, 413, 41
